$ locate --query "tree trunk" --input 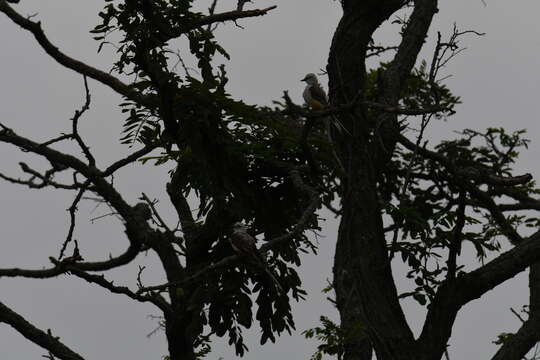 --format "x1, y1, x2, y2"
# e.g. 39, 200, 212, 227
327, 1, 438, 359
